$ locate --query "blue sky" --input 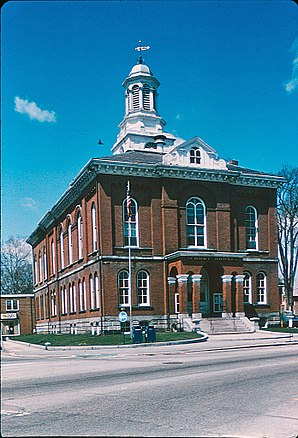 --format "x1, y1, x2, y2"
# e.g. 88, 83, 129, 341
2, 1, 298, 242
